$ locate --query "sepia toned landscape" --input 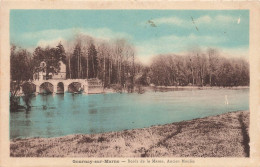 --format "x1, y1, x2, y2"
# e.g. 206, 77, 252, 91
9, 10, 249, 157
